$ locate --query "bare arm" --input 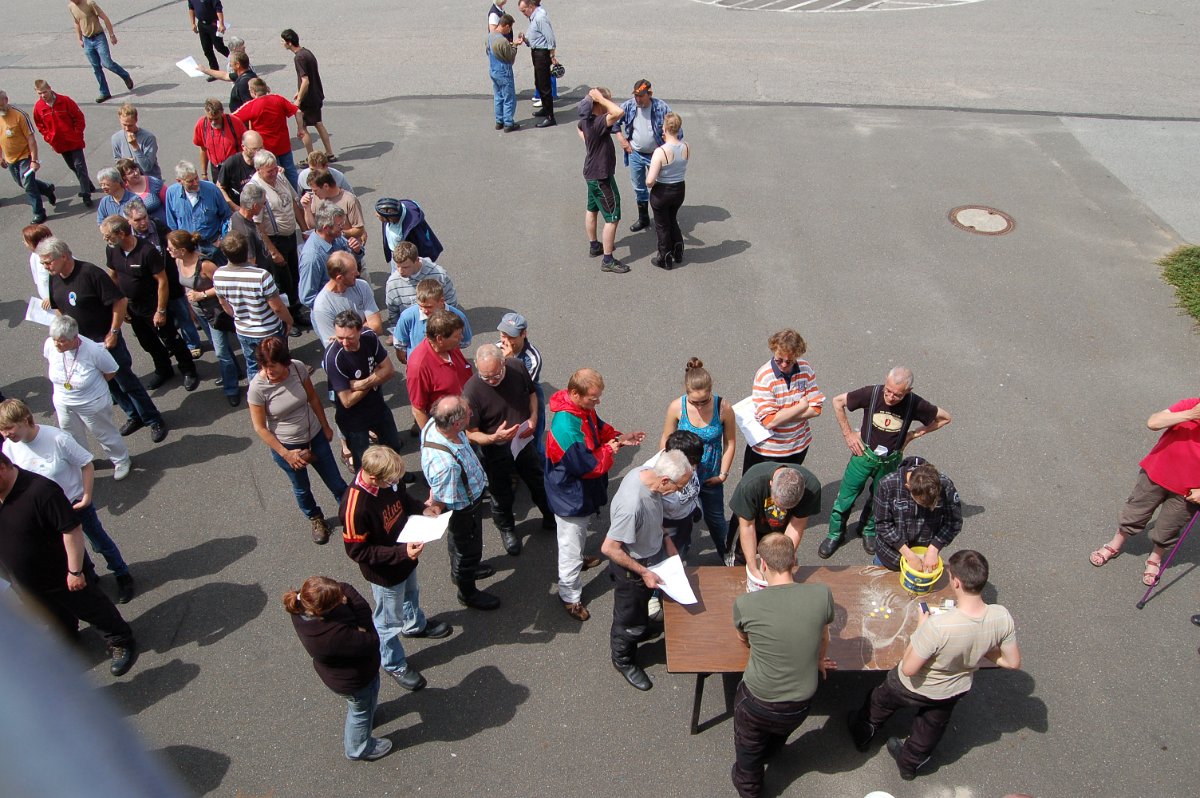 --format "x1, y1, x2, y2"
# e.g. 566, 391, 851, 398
833, 392, 865, 456
97, 8, 118, 43
716, 400, 737, 483
985, 639, 1022, 670
64, 526, 87, 591
266, 293, 294, 332
738, 518, 761, 580
658, 398, 681, 451
1148, 404, 1200, 431
645, 148, 666, 188
600, 537, 662, 589
903, 406, 952, 448
73, 463, 95, 511
784, 514, 808, 551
